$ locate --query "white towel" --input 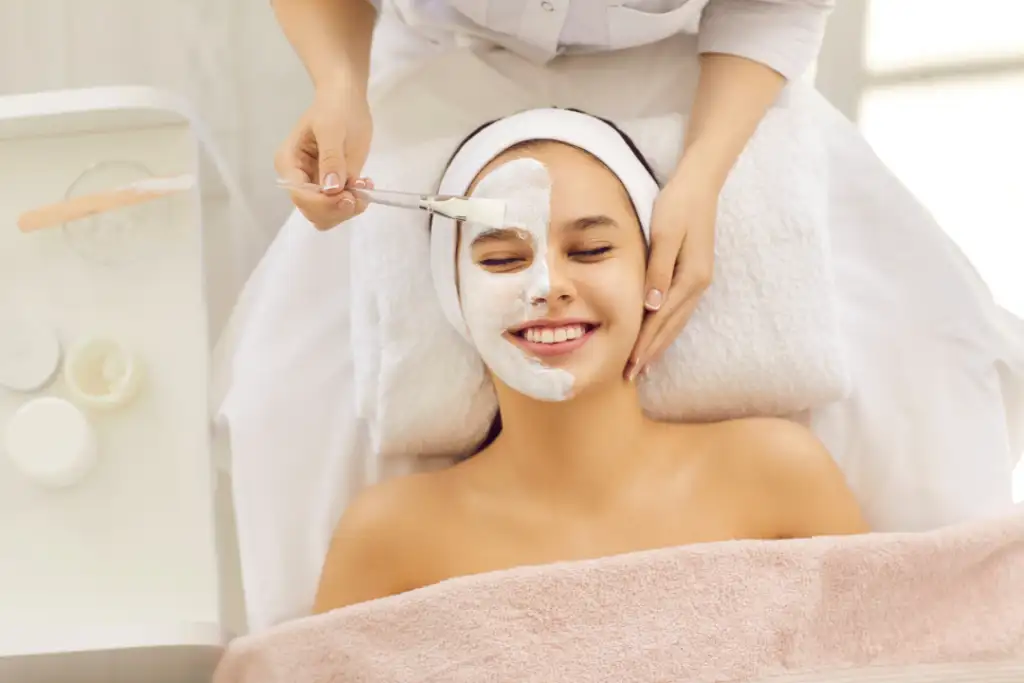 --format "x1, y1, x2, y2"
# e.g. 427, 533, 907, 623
350, 110, 848, 467
639, 102, 847, 422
